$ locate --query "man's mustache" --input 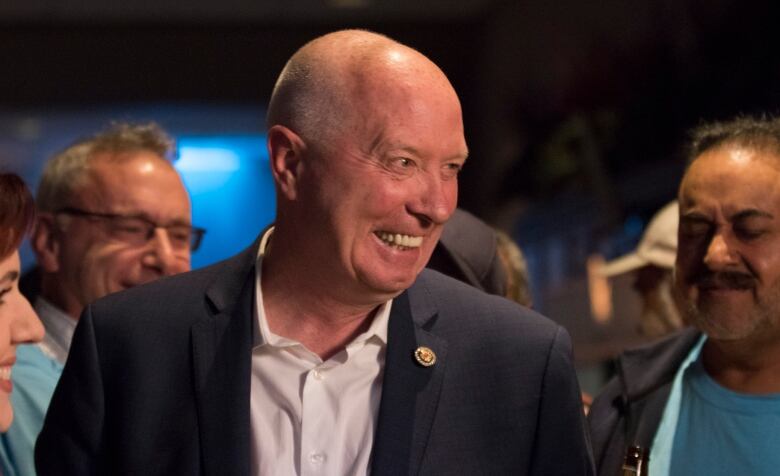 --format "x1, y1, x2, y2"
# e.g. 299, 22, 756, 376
692, 271, 755, 290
